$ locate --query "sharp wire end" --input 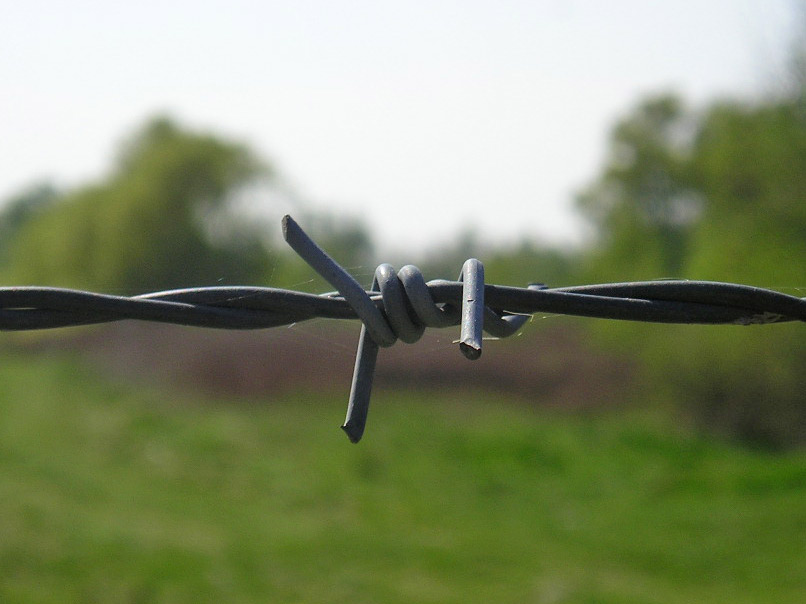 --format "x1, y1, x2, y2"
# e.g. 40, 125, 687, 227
460, 341, 482, 360
343, 327, 380, 444
459, 258, 485, 360
281, 214, 293, 241
341, 423, 363, 444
